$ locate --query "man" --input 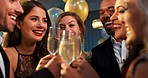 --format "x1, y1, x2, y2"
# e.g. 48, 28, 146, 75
0, 0, 23, 78
91, 0, 128, 78
0, 0, 62, 78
